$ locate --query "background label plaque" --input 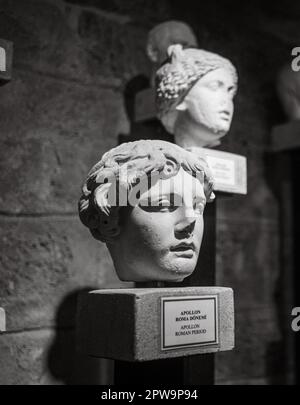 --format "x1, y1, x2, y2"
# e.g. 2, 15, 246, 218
201, 148, 247, 195
161, 295, 219, 350
206, 155, 235, 186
